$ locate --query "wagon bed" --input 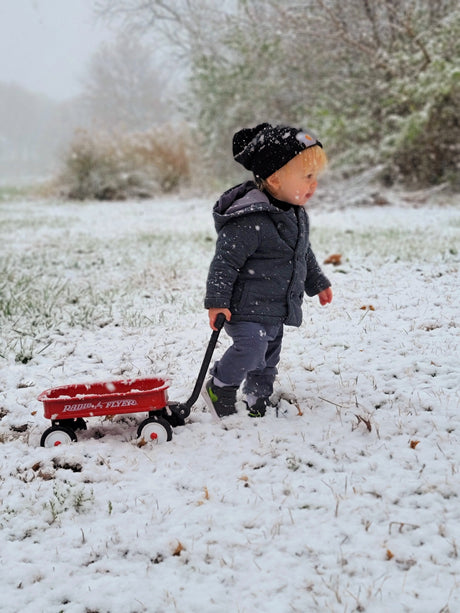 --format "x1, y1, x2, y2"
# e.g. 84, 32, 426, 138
38, 377, 169, 421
